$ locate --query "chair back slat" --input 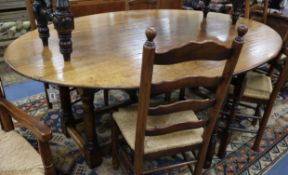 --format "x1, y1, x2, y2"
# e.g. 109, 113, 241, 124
151, 77, 221, 94
148, 99, 215, 115
154, 41, 232, 65
127, 0, 159, 10
145, 120, 207, 136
